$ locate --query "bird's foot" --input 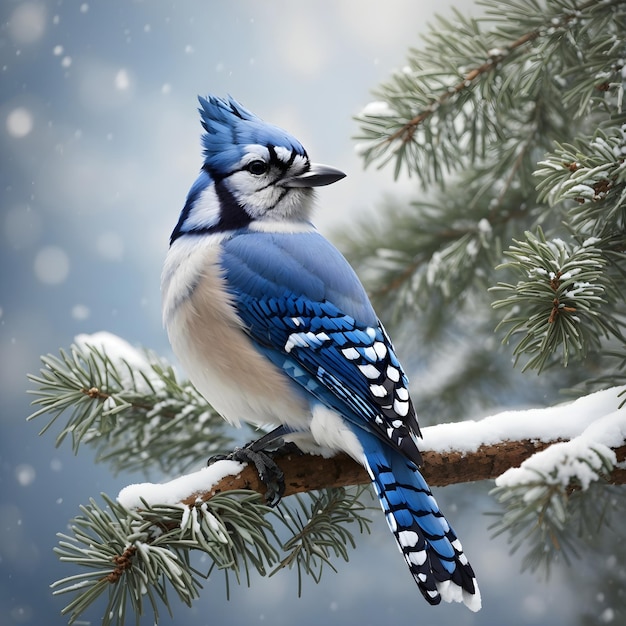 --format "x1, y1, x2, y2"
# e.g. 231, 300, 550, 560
208, 439, 301, 506
233, 445, 285, 506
